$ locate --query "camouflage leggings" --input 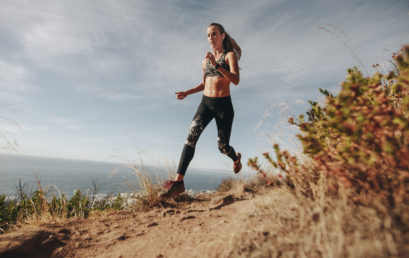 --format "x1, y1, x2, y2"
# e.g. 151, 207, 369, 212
176, 95, 238, 176
185, 95, 235, 154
